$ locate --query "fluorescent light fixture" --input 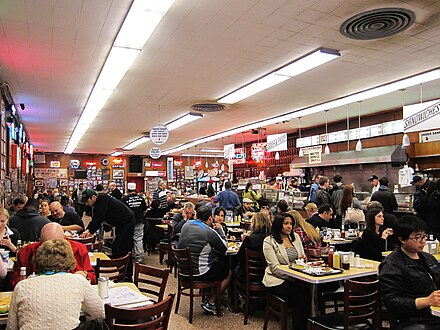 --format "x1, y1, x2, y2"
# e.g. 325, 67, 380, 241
122, 136, 150, 150
162, 68, 440, 156
166, 113, 203, 132
111, 151, 124, 157
181, 154, 222, 158
64, 0, 175, 154
218, 48, 340, 104
200, 148, 224, 153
